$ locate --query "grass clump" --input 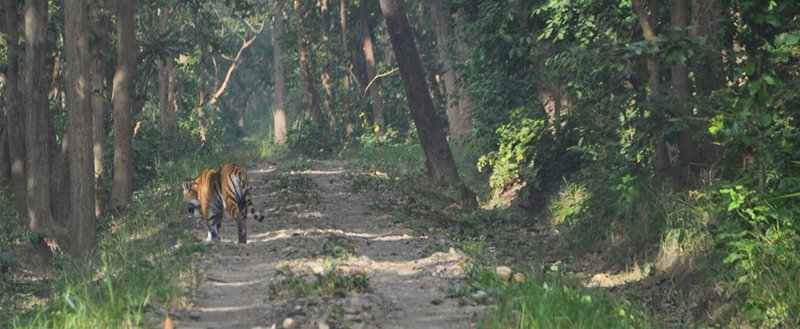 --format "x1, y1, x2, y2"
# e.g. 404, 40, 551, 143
270, 269, 370, 299
322, 240, 355, 260
277, 157, 314, 172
